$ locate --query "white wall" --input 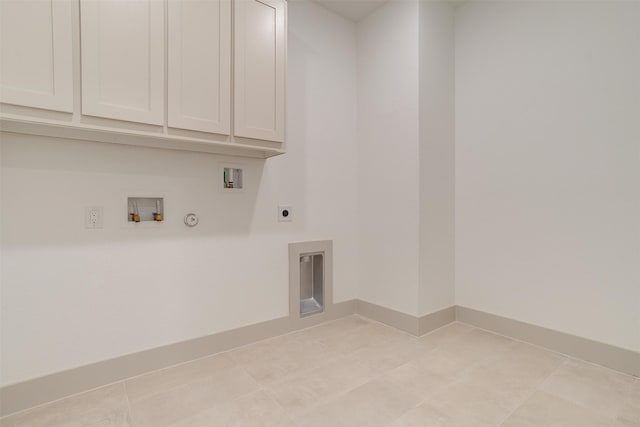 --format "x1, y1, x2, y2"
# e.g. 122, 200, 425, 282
0, 0, 359, 386
357, 0, 420, 315
418, 0, 455, 316
455, 1, 640, 351
3, 0, 637, 389
356, 0, 456, 317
